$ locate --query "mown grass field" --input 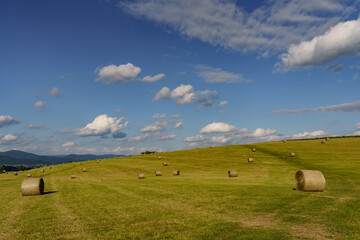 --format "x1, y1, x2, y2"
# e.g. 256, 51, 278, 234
0, 137, 360, 239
